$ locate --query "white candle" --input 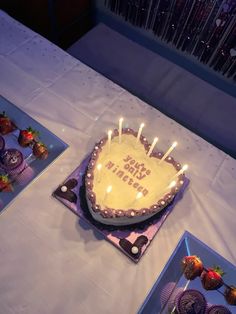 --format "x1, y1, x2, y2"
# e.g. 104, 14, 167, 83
118, 117, 123, 144
107, 130, 112, 153
97, 163, 102, 183
168, 180, 176, 190
172, 164, 188, 179
159, 141, 178, 164
104, 185, 112, 203
132, 192, 143, 207
147, 137, 158, 157
136, 123, 145, 142
161, 180, 176, 195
